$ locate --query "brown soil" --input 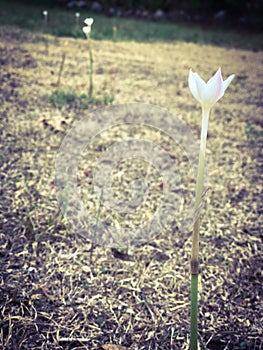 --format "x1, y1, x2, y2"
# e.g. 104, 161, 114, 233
0, 26, 262, 349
